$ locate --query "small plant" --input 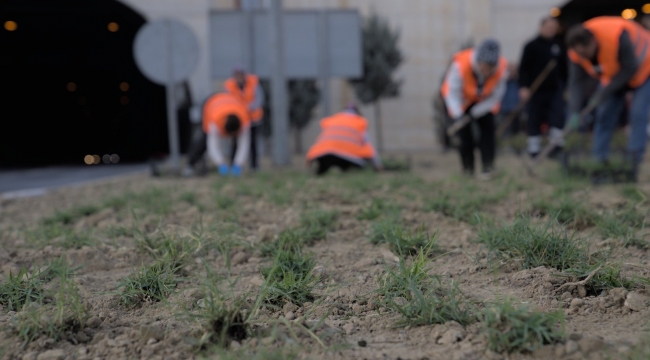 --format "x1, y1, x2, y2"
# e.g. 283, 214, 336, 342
357, 198, 398, 221
377, 245, 436, 301
0, 268, 44, 311
425, 182, 507, 225
390, 279, 475, 327
117, 260, 180, 307
42, 204, 99, 226
299, 209, 338, 244
261, 248, 317, 305
259, 229, 305, 257
598, 206, 646, 240
530, 198, 599, 229
482, 300, 565, 353
59, 230, 95, 249
371, 220, 438, 256
134, 228, 204, 268
191, 291, 249, 349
